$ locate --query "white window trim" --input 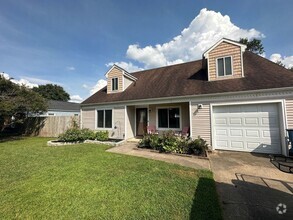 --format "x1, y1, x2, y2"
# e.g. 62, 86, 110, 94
216, 56, 233, 77
112, 77, 118, 91
156, 106, 182, 131
95, 108, 114, 130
